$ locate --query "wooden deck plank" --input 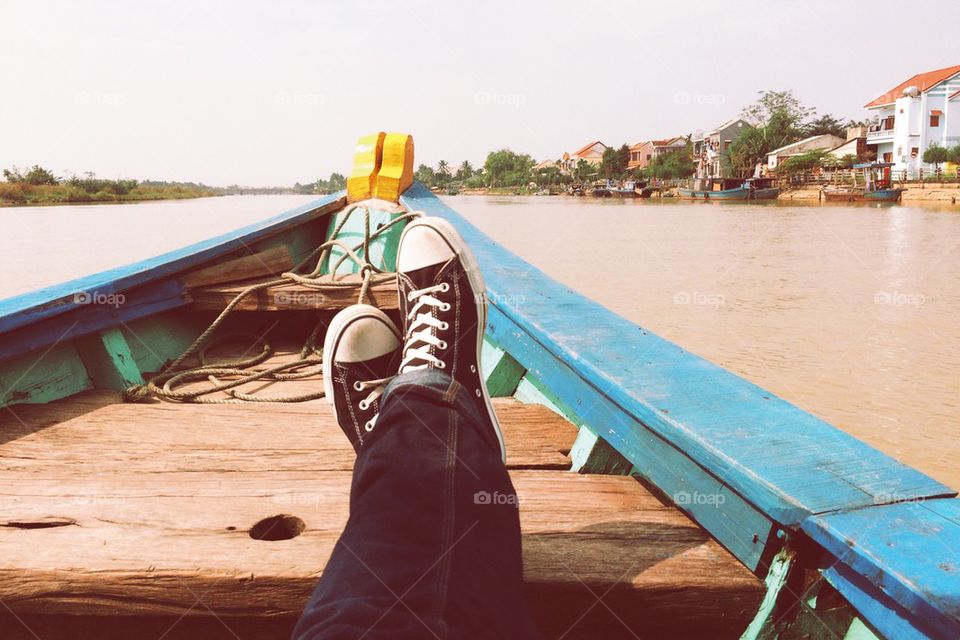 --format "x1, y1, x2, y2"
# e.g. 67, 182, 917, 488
0, 390, 760, 638
0, 392, 575, 471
